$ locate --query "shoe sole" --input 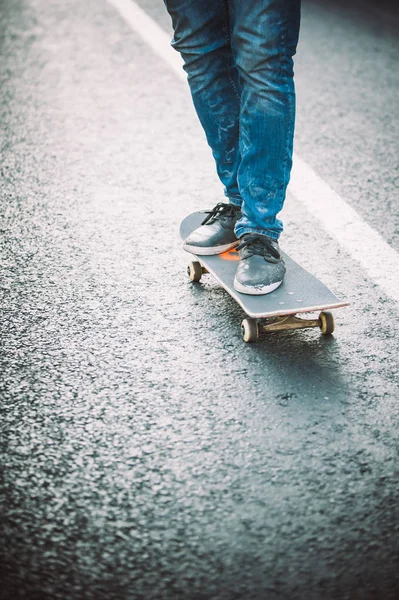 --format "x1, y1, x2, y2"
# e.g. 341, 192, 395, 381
183, 240, 239, 256
233, 278, 283, 296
